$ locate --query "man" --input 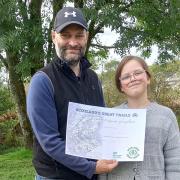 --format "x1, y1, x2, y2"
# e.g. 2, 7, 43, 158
27, 7, 118, 180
